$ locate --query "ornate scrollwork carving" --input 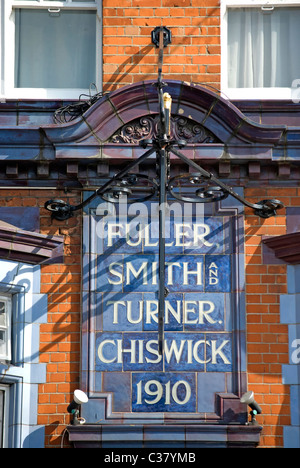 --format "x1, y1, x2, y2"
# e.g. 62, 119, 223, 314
109, 115, 219, 144
110, 117, 154, 144
172, 116, 217, 143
